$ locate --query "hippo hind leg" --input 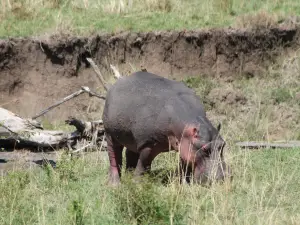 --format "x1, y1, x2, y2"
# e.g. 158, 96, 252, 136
125, 149, 139, 171
106, 134, 124, 186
